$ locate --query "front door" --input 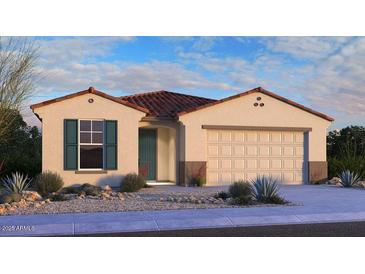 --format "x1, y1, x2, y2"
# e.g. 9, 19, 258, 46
138, 129, 157, 180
